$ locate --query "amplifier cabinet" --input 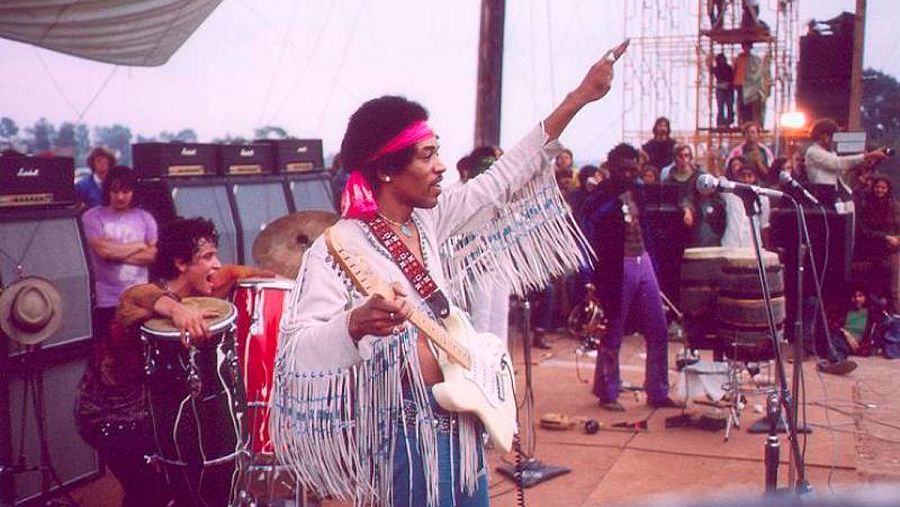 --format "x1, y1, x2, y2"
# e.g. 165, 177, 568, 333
218, 143, 275, 176
285, 172, 335, 213
132, 143, 217, 178
0, 208, 93, 355
771, 207, 853, 303
0, 156, 74, 209
258, 139, 324, 173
